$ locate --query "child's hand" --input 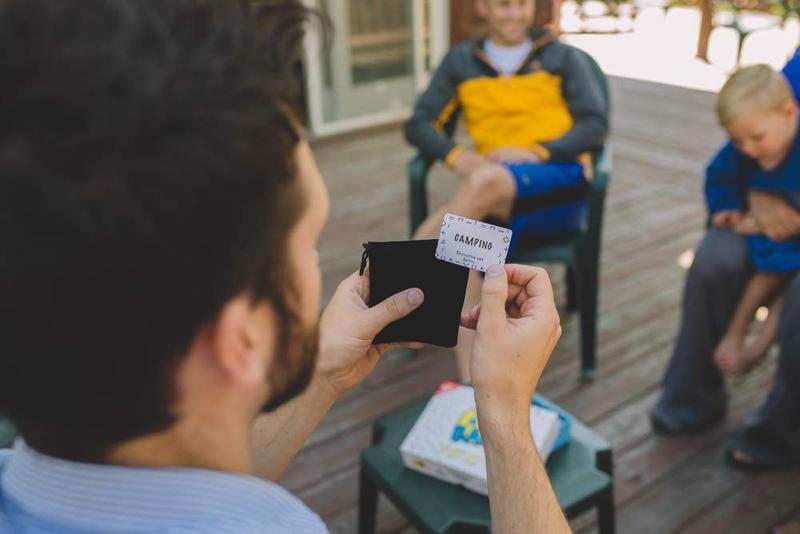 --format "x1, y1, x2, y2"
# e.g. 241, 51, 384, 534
734, 214, 762, 235
711, 210, 743, 229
